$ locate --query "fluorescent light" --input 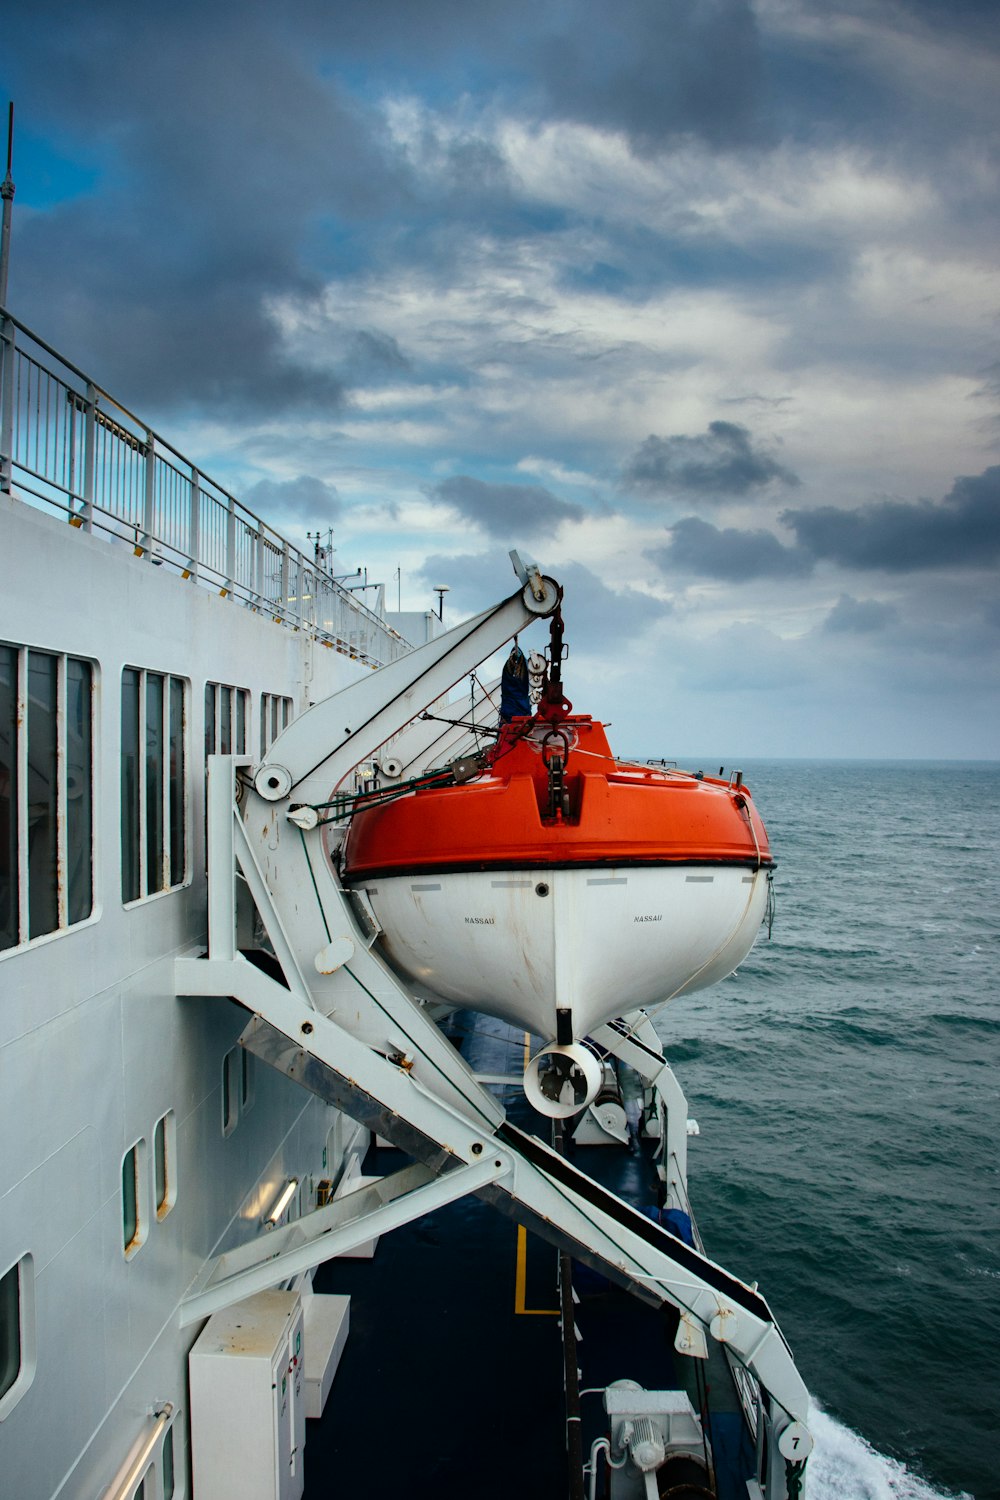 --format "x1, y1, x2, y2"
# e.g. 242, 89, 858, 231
264, 1178, 298, 1227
